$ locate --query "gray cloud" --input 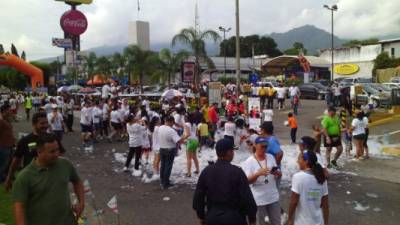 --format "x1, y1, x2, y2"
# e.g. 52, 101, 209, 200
1, 0, 399, 60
